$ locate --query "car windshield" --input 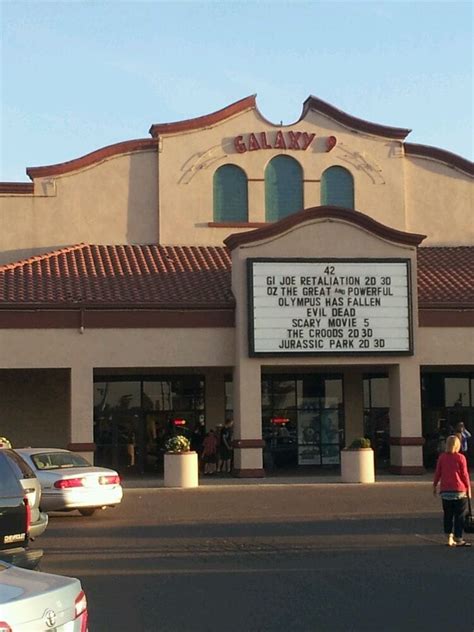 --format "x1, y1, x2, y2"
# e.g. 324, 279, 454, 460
31, 452, 92, 470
